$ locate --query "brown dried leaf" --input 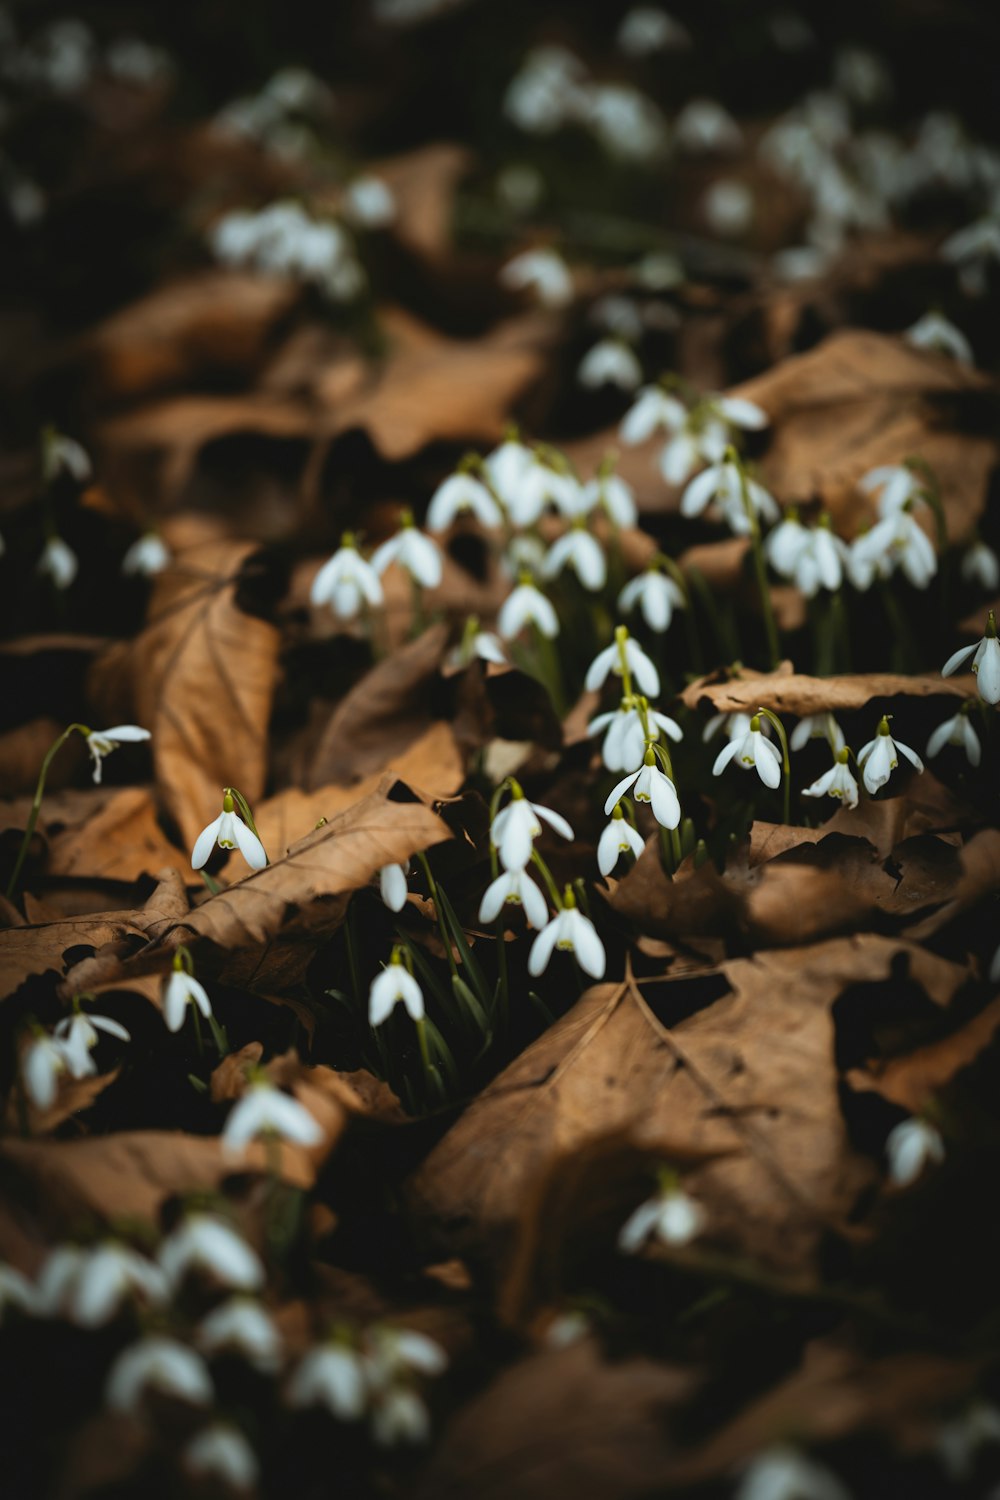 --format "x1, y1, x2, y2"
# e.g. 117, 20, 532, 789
847, 996, 1000, 1116
46, 787, 190, 883
680, 662, 972, 717
370, 142, 472, 261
